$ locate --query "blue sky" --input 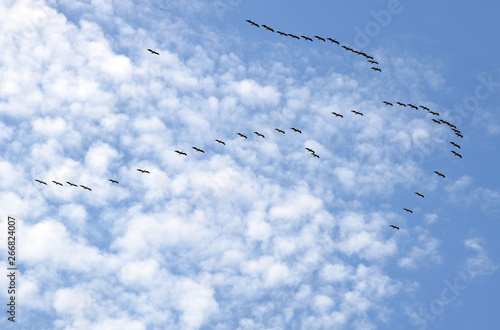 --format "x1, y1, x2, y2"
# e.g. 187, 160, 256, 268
1, 0, 499, 329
